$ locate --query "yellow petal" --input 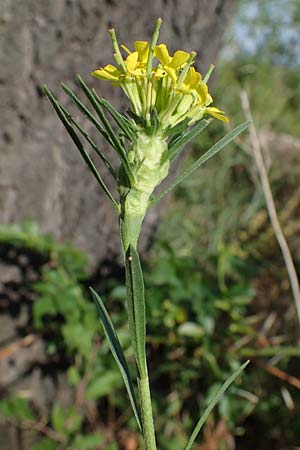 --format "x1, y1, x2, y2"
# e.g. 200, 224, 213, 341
206, 93, 213, 105
206, 107, 229, 122
169, 50, 190, 68
91, 64, 120, 81
184, 67, 201, 89
125, 52, 139, 72
134, 41, 149, 63
154, 44, 172, 66
196, 82, 209, 104
165, 66, 177, 82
